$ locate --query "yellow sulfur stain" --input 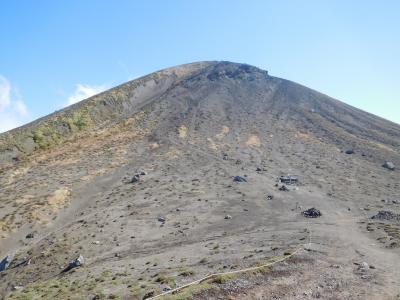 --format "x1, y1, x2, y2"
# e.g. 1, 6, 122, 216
216, 126, 230, 140
246, 135, 261, 147
178, 125, 188, 138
